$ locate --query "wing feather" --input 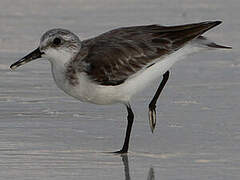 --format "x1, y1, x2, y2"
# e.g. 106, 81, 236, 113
73, 21, 221, 85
